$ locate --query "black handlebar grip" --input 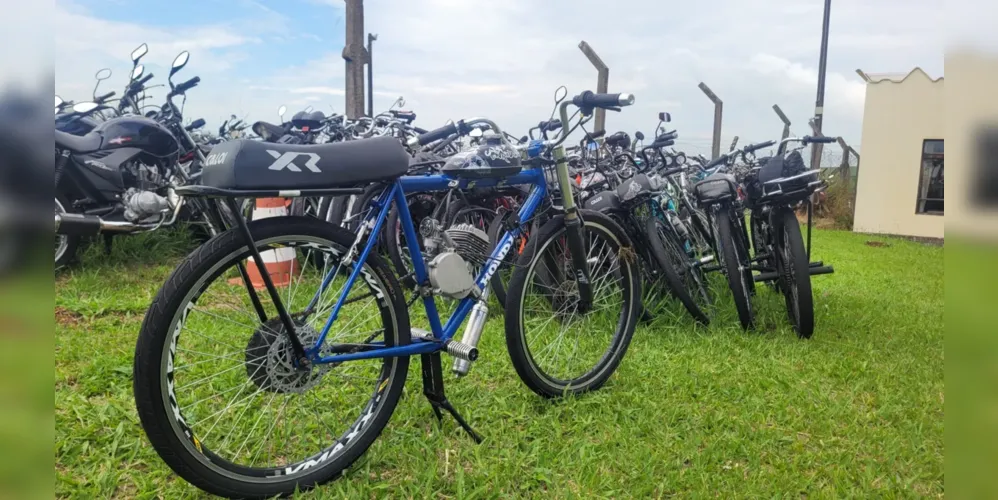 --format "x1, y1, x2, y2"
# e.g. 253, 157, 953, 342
589, 129, 606, 139
803, 136, 836, 145
544, 119, 562, 132
94, 91, 116, 103
415, 121, 459, 146
177, 76, 201, 93
659, 166, 685, 177
572, 91, 635, 108
704, 154, 729, 170
138, 74, 154, 86
744, 140, 777, 153
185, 118, 206, 131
